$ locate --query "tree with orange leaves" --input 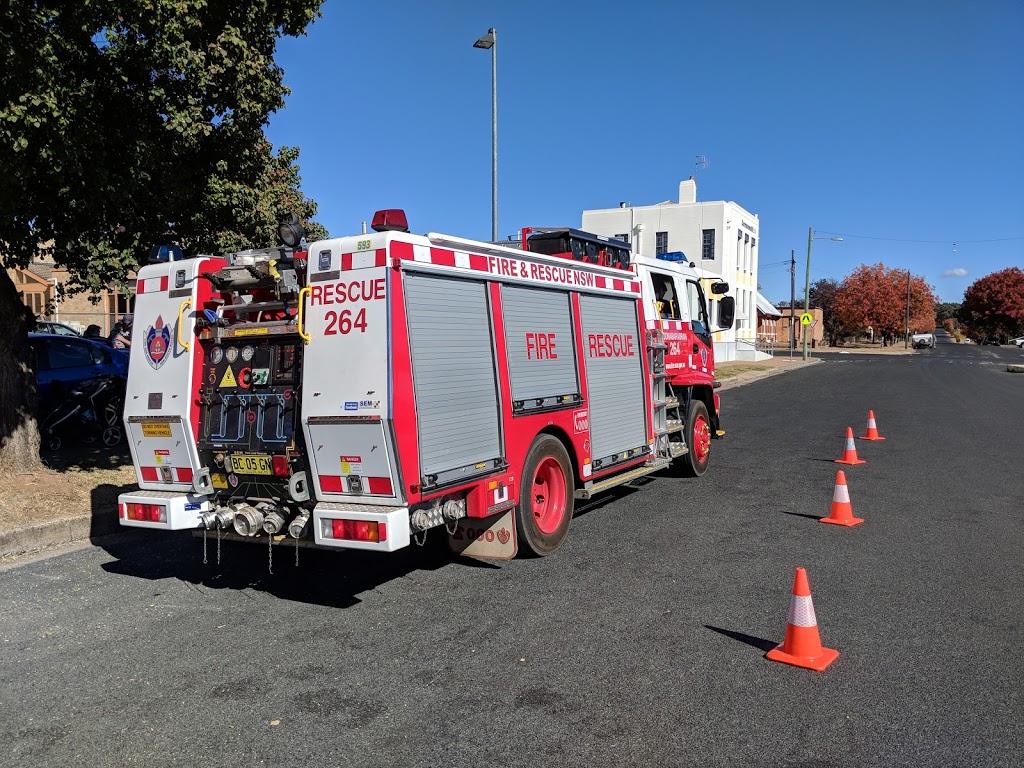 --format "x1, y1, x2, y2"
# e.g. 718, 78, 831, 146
834, 264, 937, 339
